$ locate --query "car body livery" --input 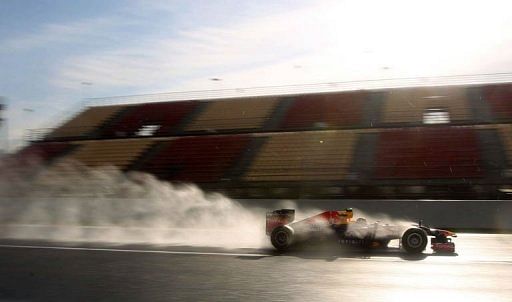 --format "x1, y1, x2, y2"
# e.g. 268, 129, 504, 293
266, 208, 456, 254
